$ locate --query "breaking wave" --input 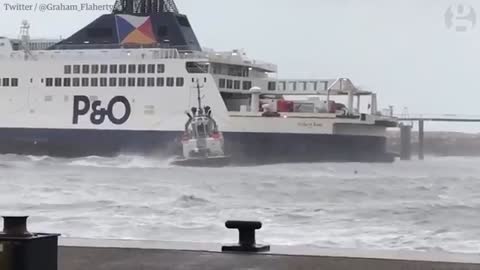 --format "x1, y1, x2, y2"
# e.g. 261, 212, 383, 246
66, 155, 174, 169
